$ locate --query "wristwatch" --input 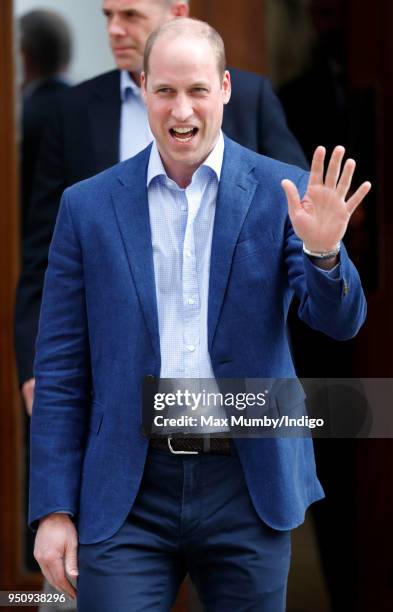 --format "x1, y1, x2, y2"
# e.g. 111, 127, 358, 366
303, 242, 341, 260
